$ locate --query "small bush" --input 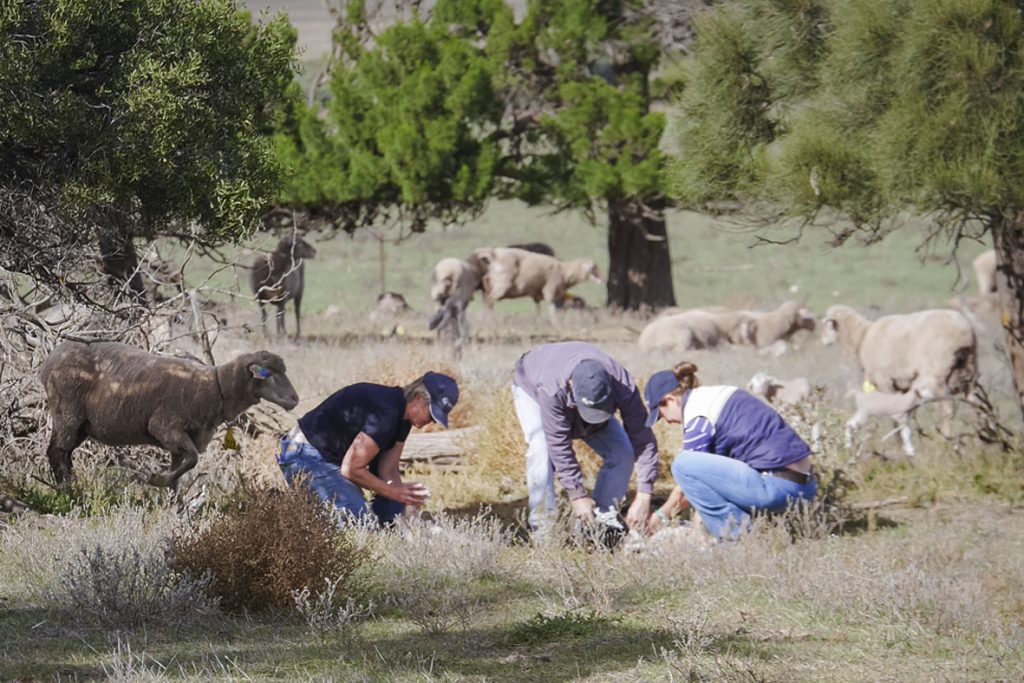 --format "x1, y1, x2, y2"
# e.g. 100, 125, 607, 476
507, 610, 615, 645
172, 485, 370, 613
292, 577, 375, 644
